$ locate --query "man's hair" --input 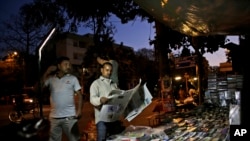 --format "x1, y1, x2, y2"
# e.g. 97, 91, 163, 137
56, 56, 70, 64
101, 62, 112, 68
